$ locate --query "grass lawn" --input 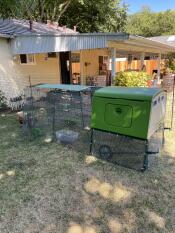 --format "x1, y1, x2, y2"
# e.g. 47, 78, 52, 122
0, 112, 175, 233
